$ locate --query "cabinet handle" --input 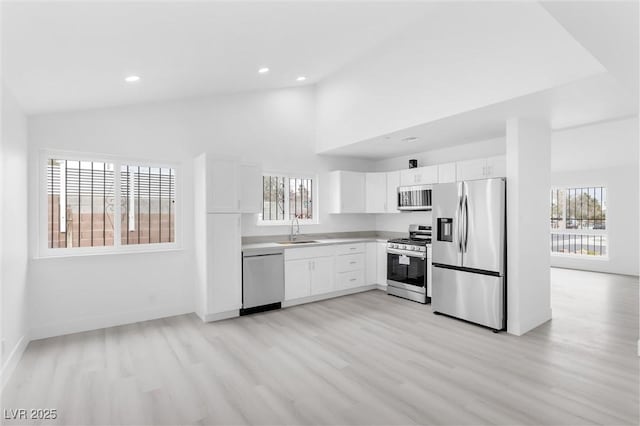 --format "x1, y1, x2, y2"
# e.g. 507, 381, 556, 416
350, 247, 357, 250
349, 278, 357, 282
350, 261, 357, 264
